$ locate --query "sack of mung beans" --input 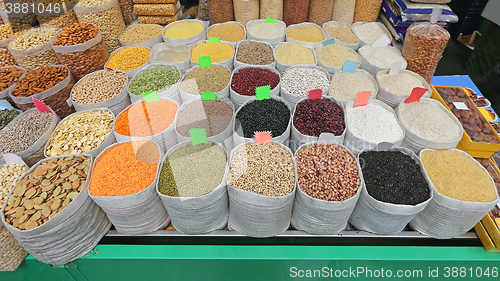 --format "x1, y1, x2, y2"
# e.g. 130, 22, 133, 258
291, 143, 363, 234
156, 141, 229, 234
71, 69, 130, 116
0, 66, 26, 100
358, 45, 407, 76
229, 65, 281, 110
290, 97, 346, 152
174, 98, 235, 151
233, 40, 276, 69
410, 149, 500, 239
245, 19, 286, 47
344, 99, 405, 155
376, 69, 431, 108
178, 64, 231, 103
1, 154, 112, 265
127, 63, 182, 104
322, 21, 359, 50
227, 141, 297, 238
349, 147, 432, 234
89, 141, 170, 235
232, 96, 292, 148
285, 22, 327, 49
9, 65, 75, 119
395, 98, 463, 154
